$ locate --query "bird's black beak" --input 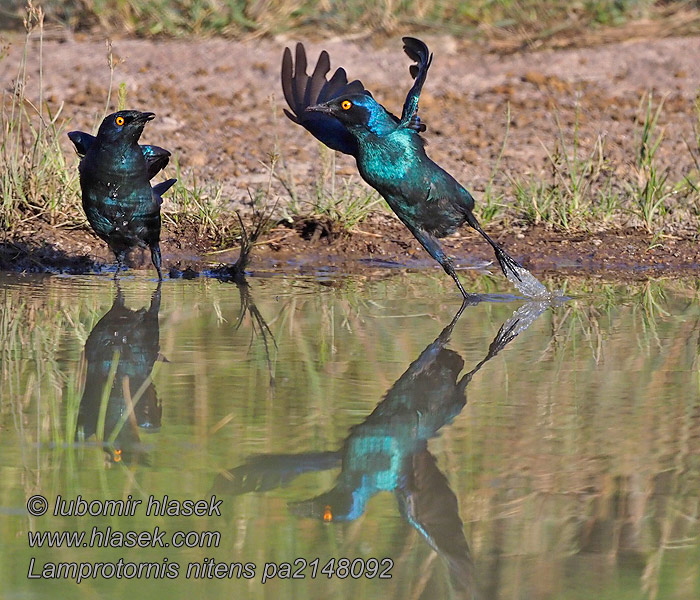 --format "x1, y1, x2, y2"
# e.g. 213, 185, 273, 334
305, 104, 333, 115
135, 112, 156, 124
